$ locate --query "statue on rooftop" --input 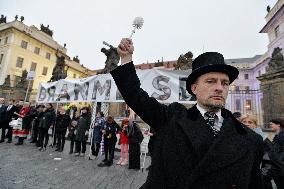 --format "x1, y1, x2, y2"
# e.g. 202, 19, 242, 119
49, 51, 67, 82
174, 51, 193, 70
267, 47, 284, 72
98, 41, 120, 74
0, 15, 7, 24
